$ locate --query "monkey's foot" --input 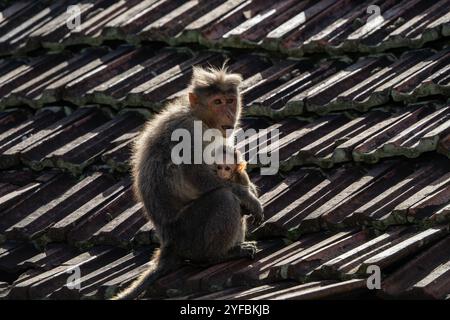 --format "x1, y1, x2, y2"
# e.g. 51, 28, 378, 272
232, 241, 257, 260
